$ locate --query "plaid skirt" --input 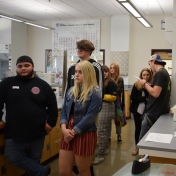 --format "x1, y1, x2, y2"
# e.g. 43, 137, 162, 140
99, 101, 115, 119
60, 115, 97, 156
